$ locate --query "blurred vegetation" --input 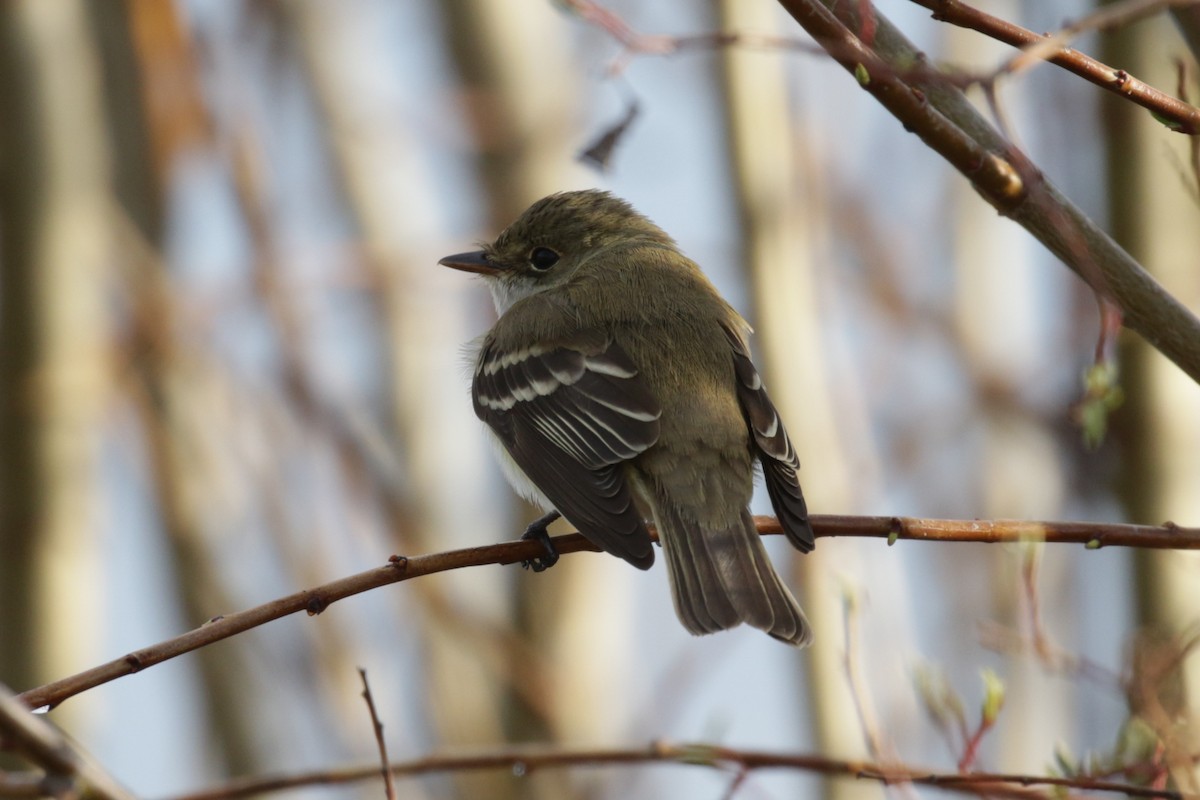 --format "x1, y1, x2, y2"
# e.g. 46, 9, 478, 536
1, 1, 1199, 798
